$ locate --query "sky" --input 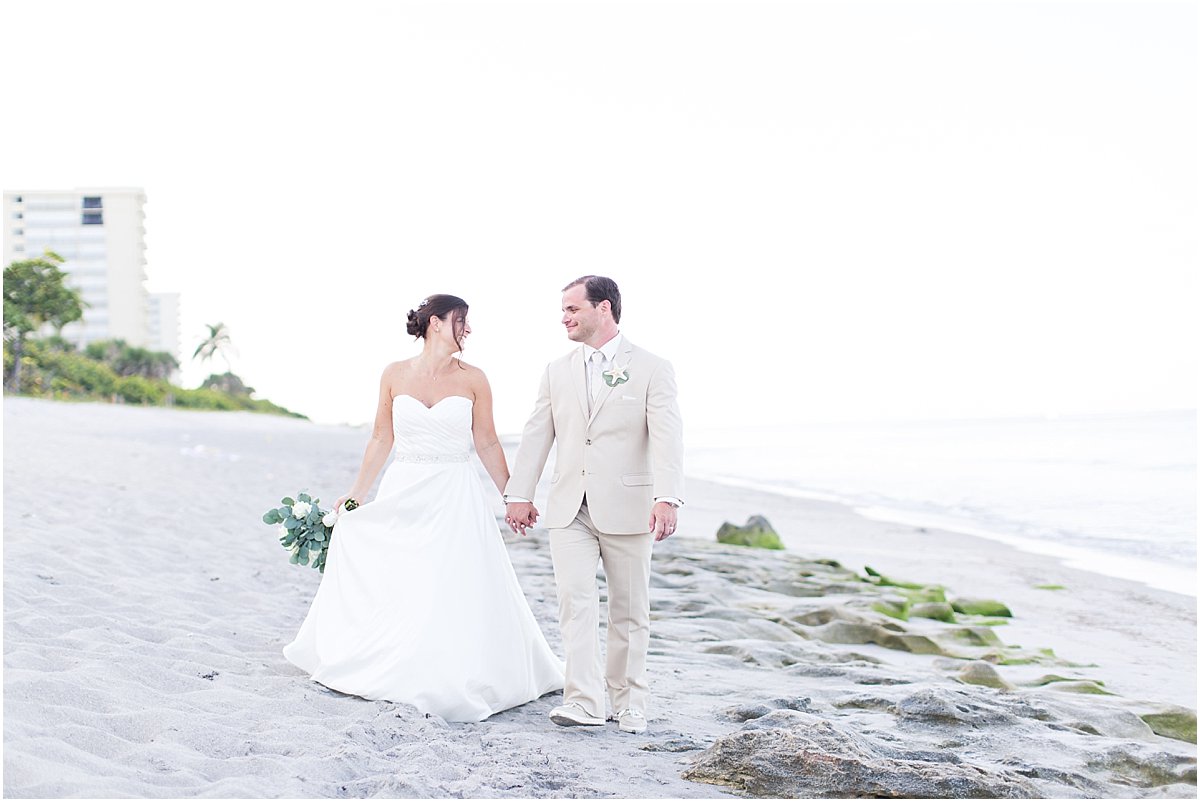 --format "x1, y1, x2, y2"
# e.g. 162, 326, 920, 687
2, 0, 1195, 434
